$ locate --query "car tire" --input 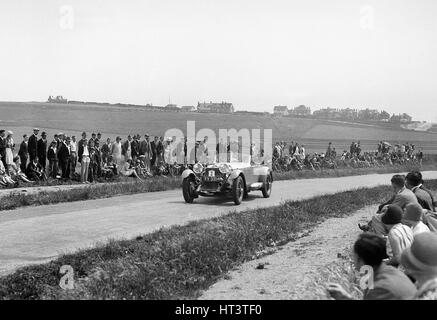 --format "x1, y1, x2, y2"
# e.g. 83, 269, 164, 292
261, 174, 272, 198
232, 176, 244, 205
182, 176, 195, 203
